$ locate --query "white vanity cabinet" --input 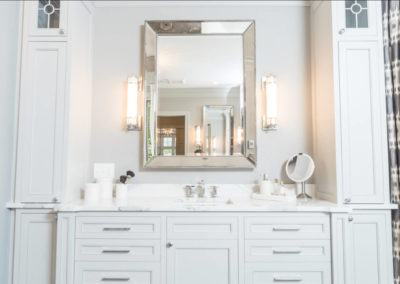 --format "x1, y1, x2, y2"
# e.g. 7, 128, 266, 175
55, 212, 335, 284
12, 210, 57, 284
331, 210, 394, 284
